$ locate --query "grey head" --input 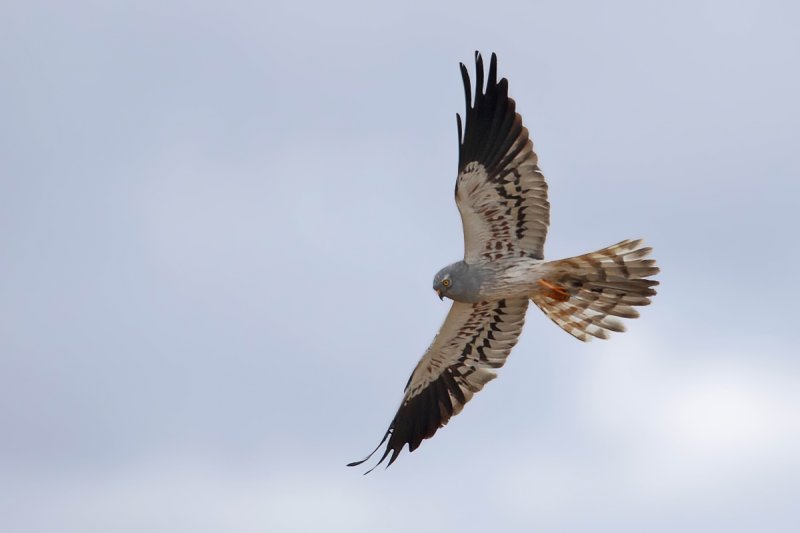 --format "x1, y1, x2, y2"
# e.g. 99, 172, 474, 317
432, 261, 486, 303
